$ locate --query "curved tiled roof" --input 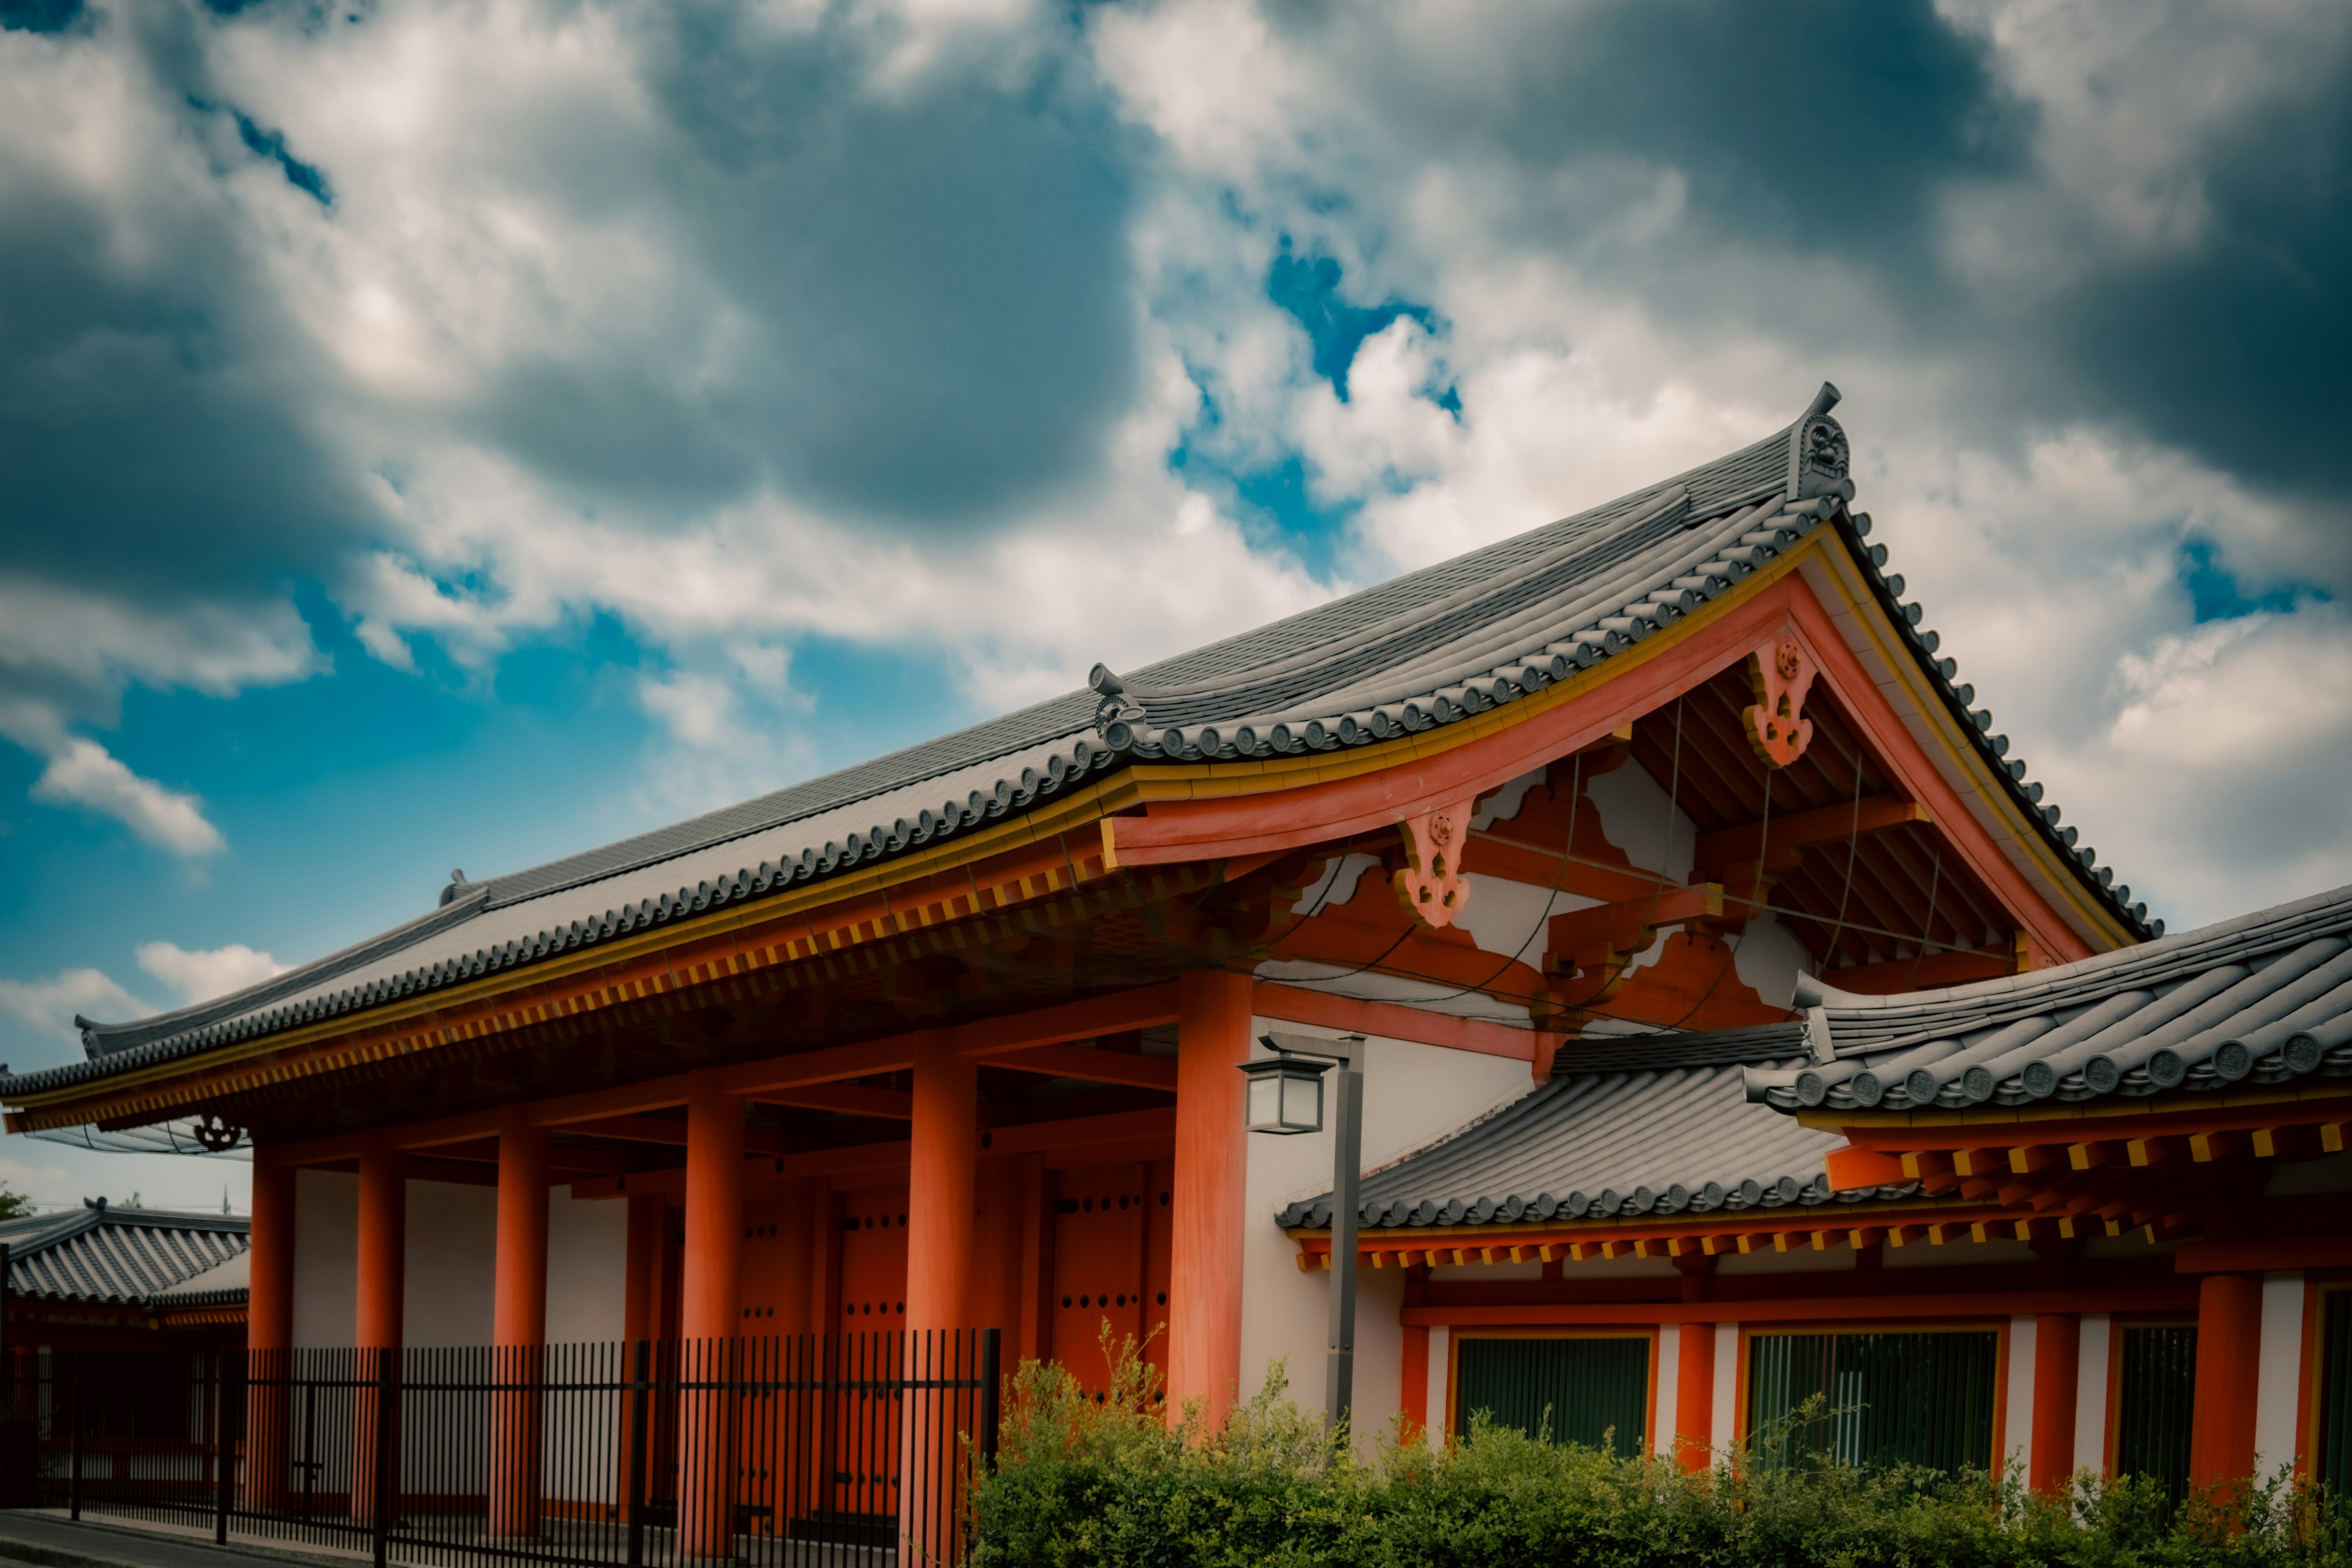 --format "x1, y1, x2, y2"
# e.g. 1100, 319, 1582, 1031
10, 385, 2149, 1099
1746, 883, 2352, 1112
0, 1205, 249, 1306
1275, 1025, 1917, 1232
